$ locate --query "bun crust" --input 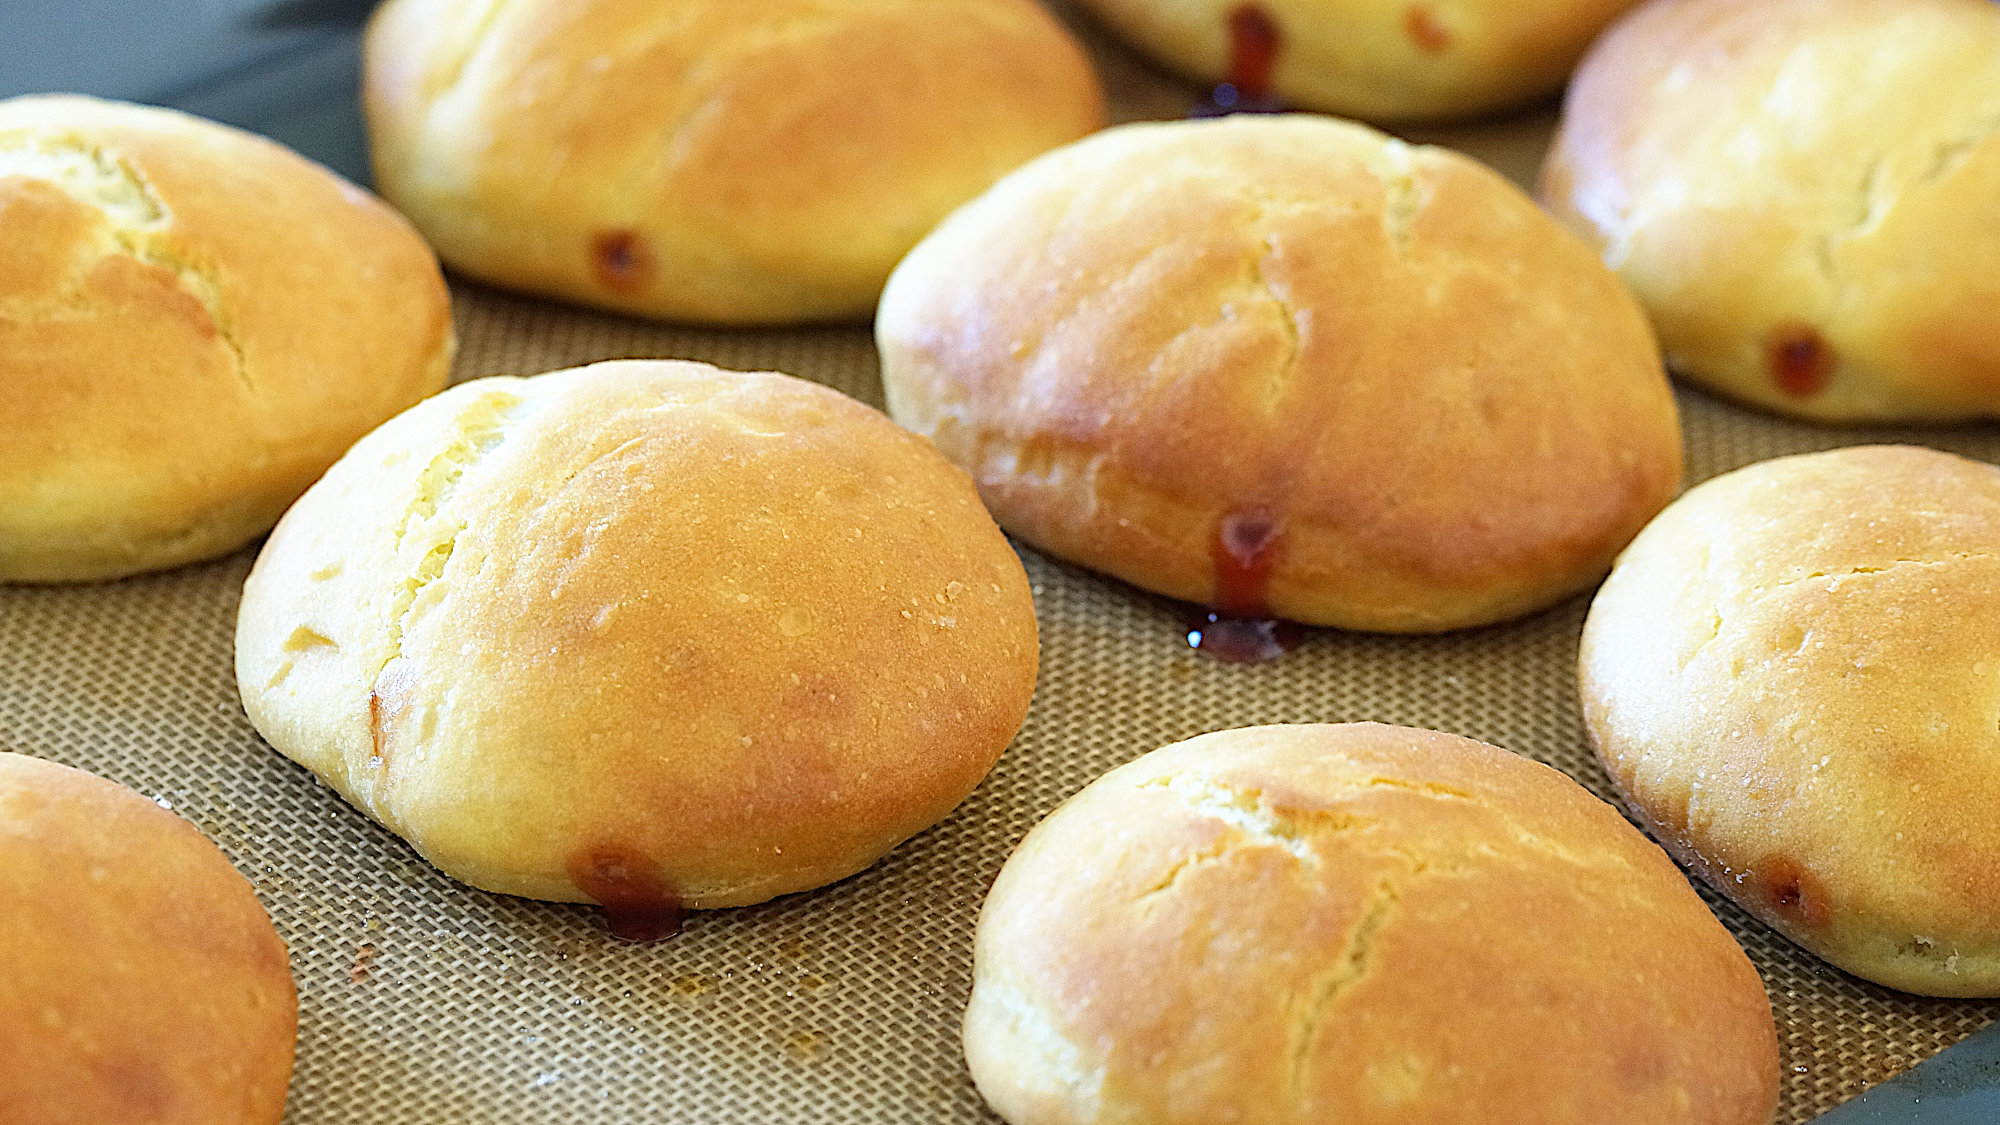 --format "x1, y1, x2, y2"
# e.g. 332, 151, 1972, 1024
0, 95, 454, 583
1583, 446, 2000, 995
1541, 0, 2000, 422
879, 115, 1681, 633
236, 360, 1039, 910
966, 723, 1778, 1125
0, 753, 296, 1125
363, 0, 1104, 325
